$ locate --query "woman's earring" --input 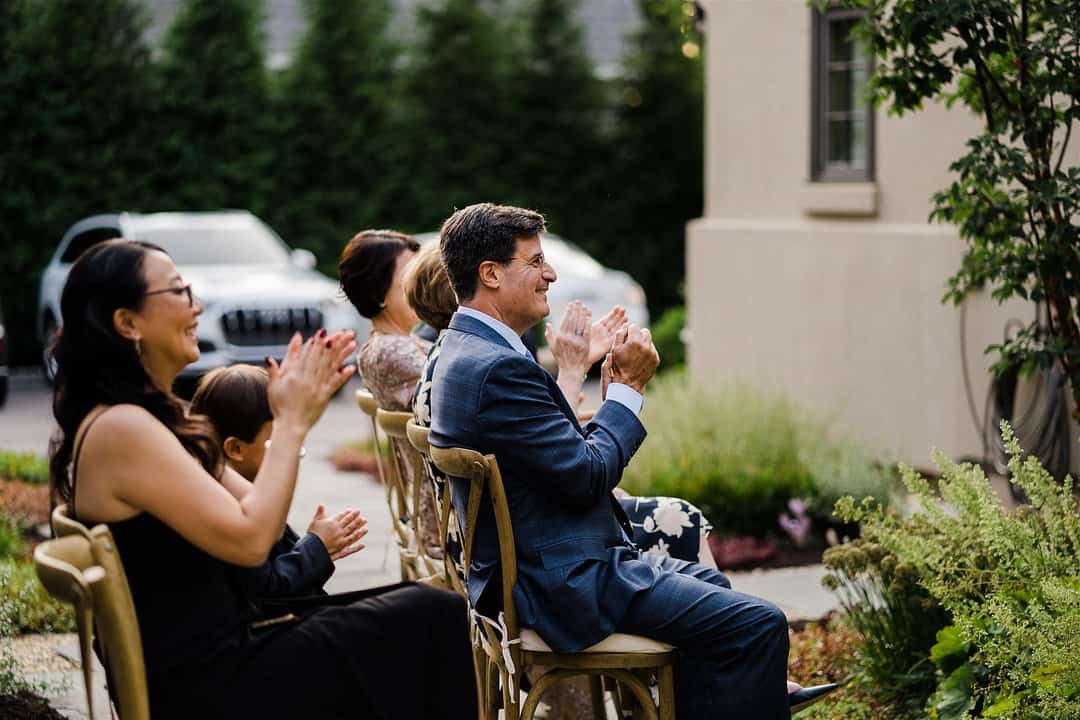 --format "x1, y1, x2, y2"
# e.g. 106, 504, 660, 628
134, 337, 142, 357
